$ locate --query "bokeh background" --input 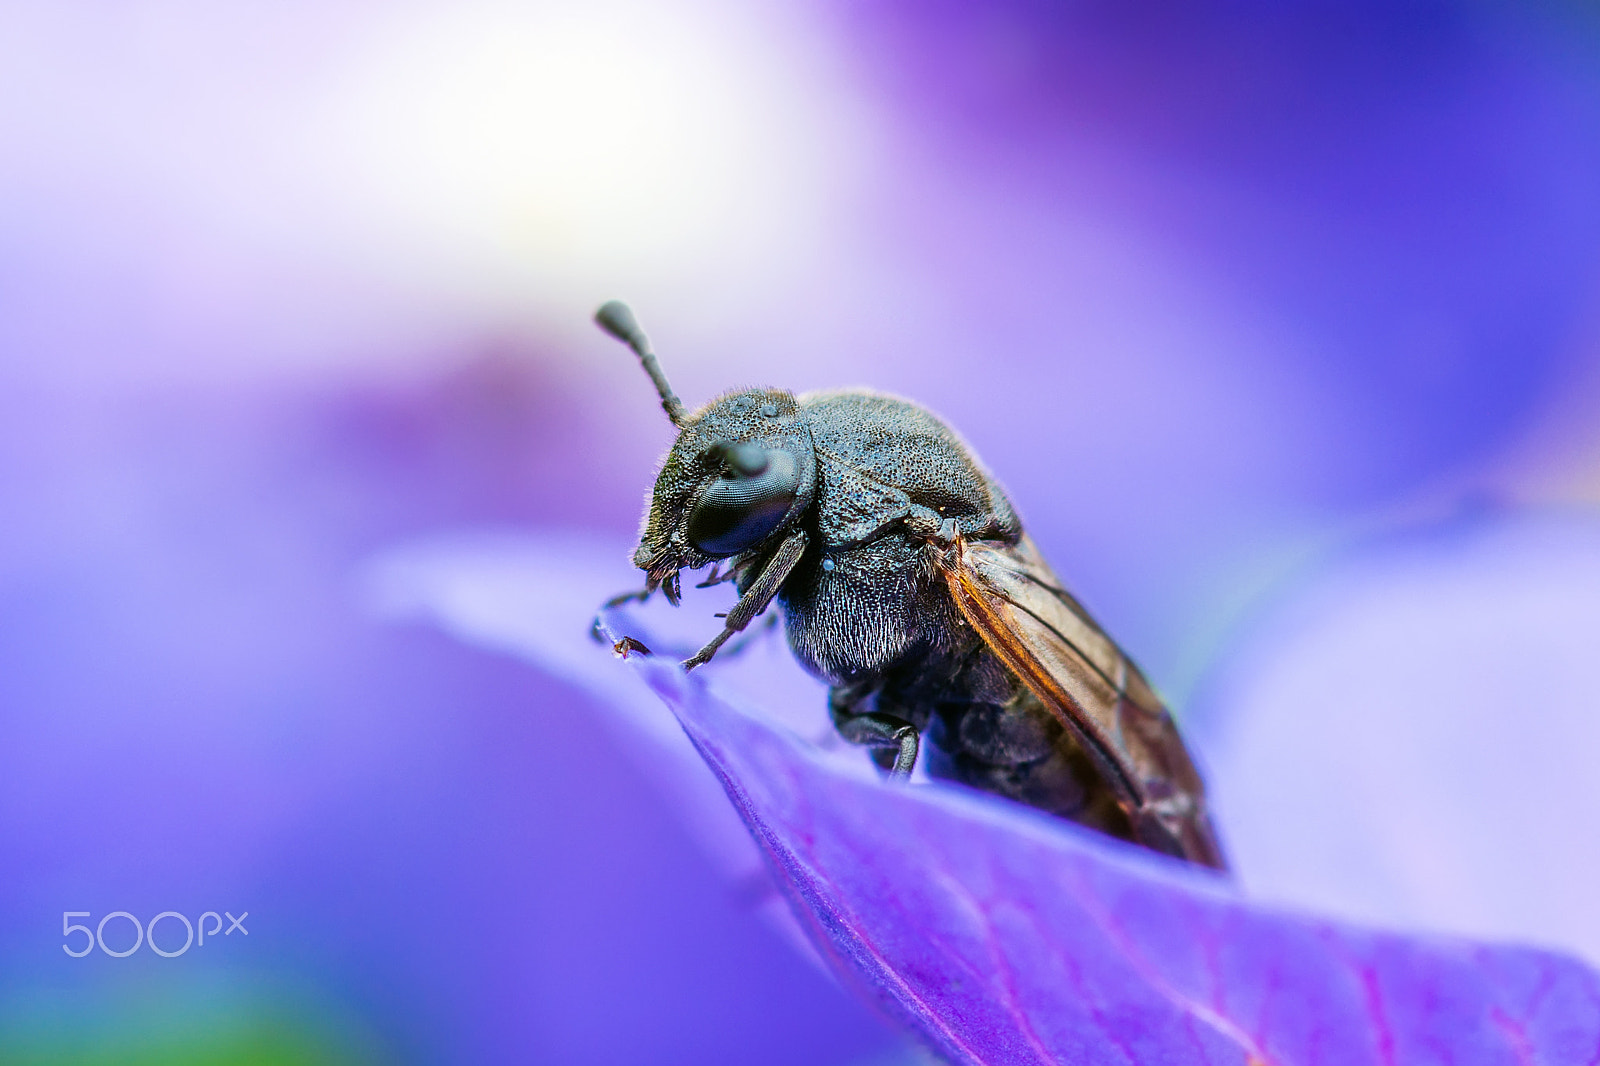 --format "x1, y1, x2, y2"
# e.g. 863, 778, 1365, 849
5, 2, 1600, 1063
